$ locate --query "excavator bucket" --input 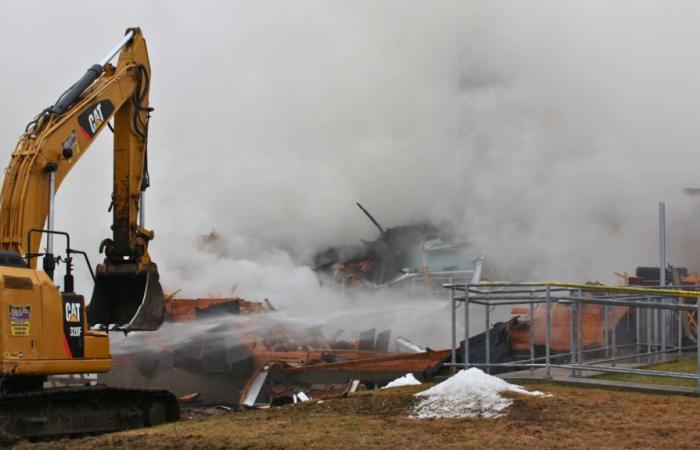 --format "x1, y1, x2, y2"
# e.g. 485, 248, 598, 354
87, 264, 165, 332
